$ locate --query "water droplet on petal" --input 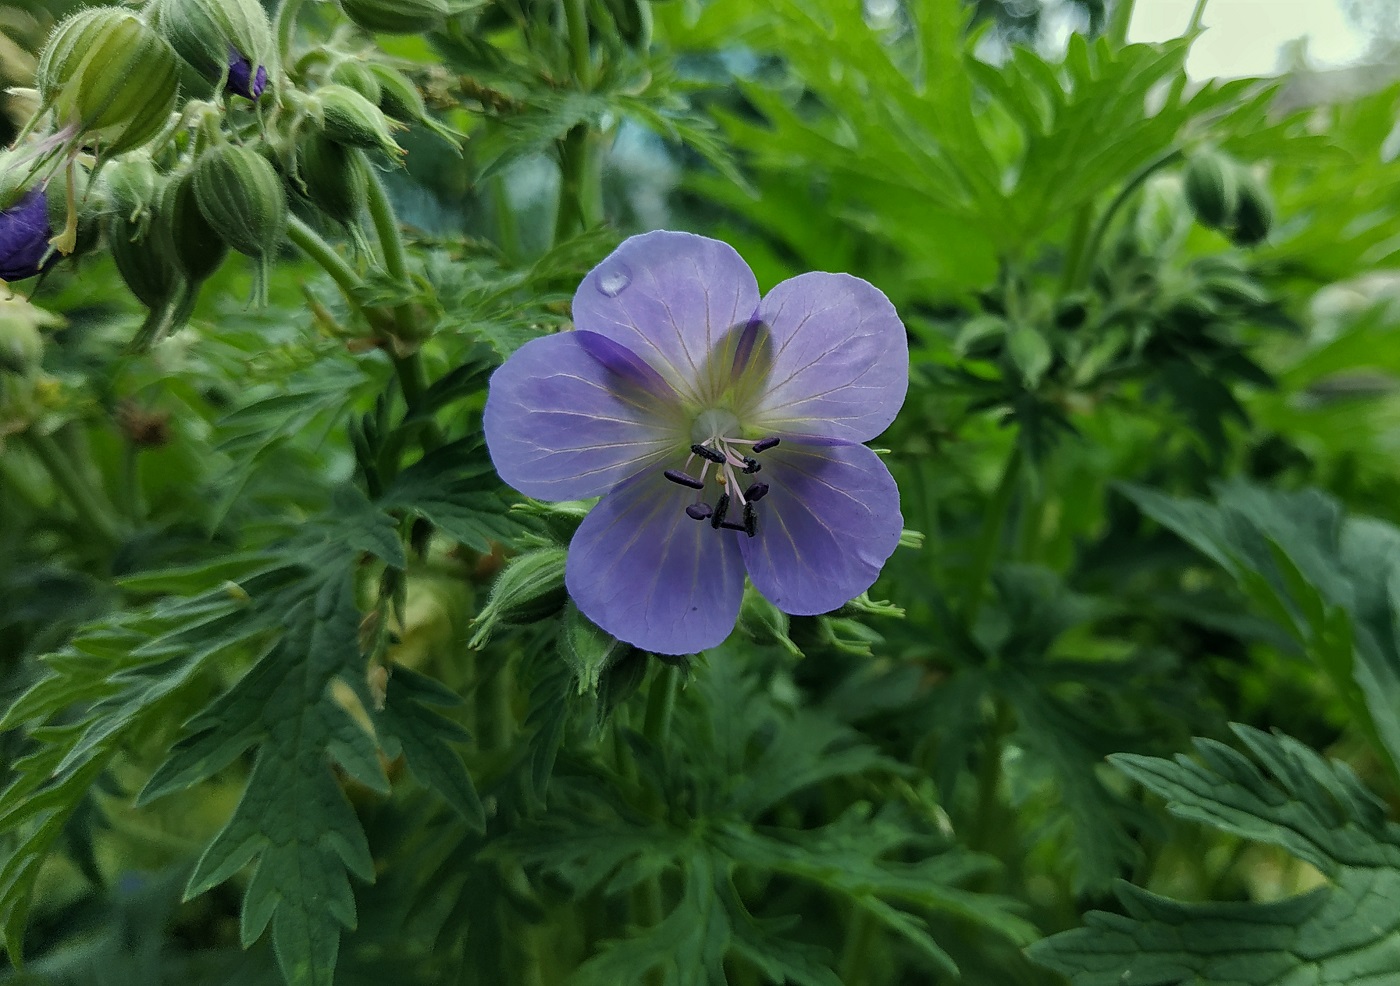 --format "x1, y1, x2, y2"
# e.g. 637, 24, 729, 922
596, 263, 632, 297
